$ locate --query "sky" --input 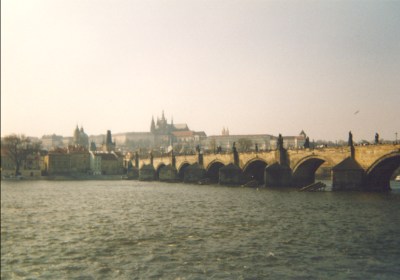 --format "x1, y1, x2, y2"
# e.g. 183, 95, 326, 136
2, 0, 399, 142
